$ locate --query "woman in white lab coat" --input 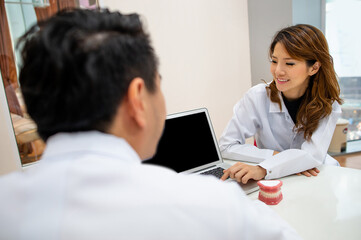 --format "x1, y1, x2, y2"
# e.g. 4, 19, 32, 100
220, 24, 343, 183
